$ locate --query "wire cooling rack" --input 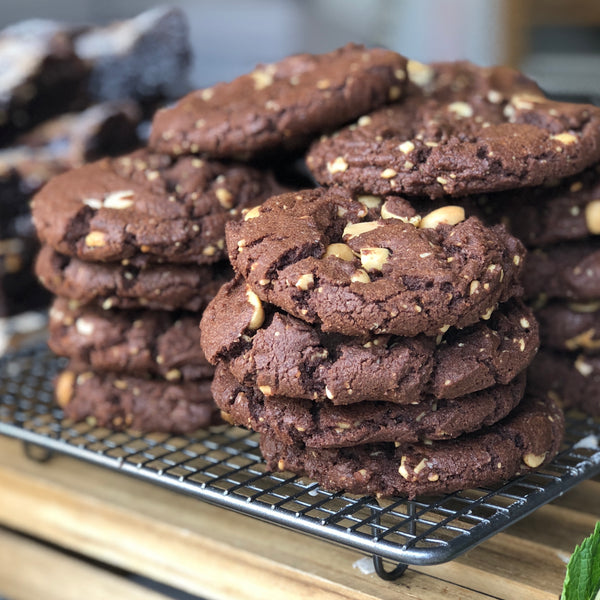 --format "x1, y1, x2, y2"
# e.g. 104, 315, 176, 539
1, 344, 600, 580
